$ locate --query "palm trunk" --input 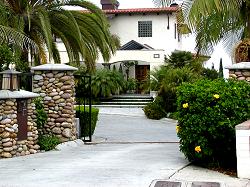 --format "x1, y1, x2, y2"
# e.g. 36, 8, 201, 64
246, 3, 250, 38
